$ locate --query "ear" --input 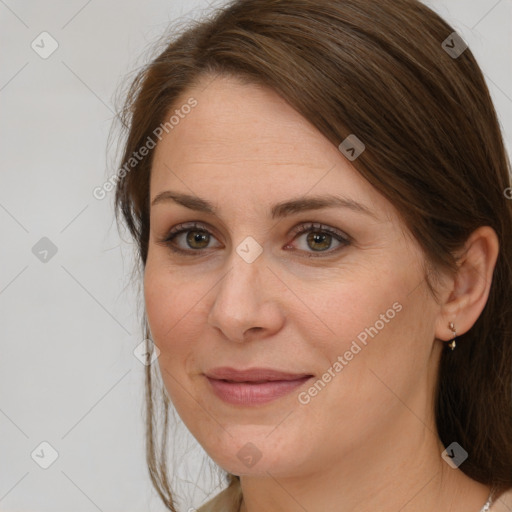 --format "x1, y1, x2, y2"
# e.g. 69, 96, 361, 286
435, 226, 499, 342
